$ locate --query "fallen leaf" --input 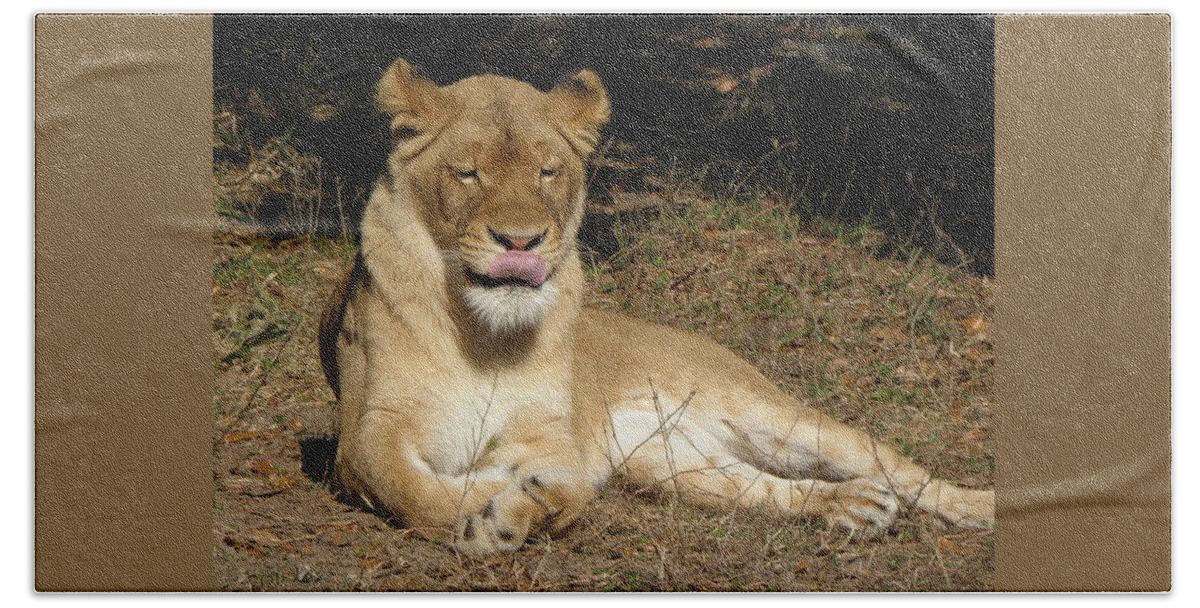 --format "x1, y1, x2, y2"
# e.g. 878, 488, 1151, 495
319, 519, 360, 530
249, 529, 283, 545
224, 535, 267, 558
224, 476, 283, 497
219, 431, 276, 444
938, 537, 975, 556
963, 314, 987, 335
